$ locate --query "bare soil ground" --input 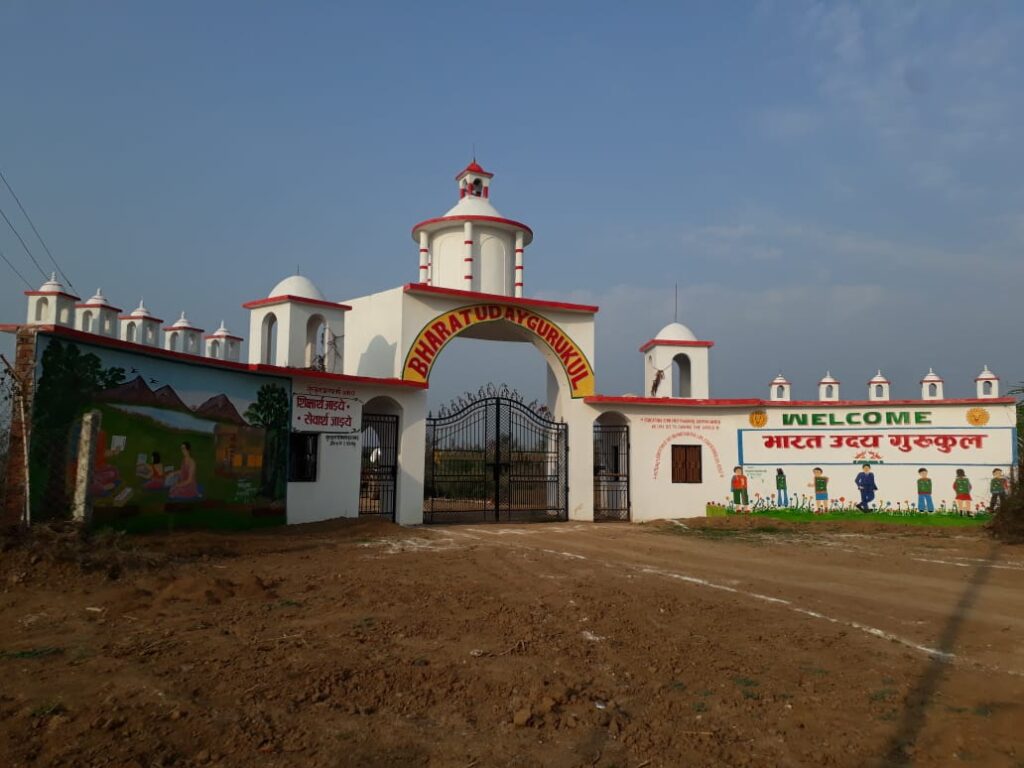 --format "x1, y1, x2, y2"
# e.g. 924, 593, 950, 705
1, 516, 1022, 768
